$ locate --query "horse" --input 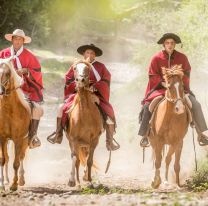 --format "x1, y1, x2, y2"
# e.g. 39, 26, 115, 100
149, 64, 189, 189
0, 59, 31, 191
66, 60, 103, 187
